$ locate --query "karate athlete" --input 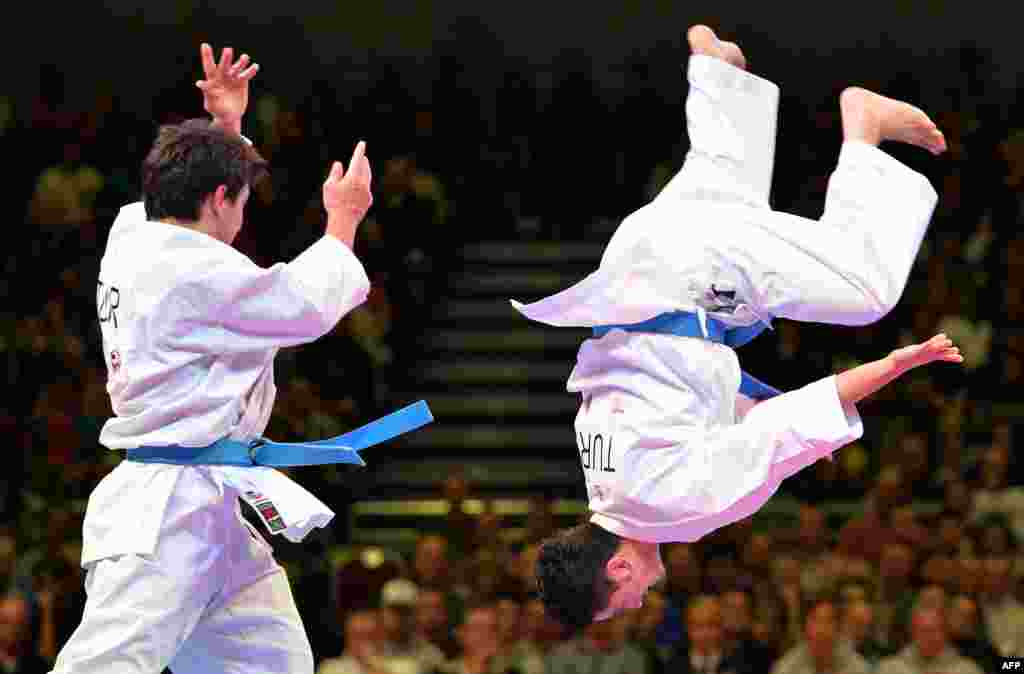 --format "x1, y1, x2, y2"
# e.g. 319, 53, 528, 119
511, 26, 959, 630
52, 44, 391, 673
